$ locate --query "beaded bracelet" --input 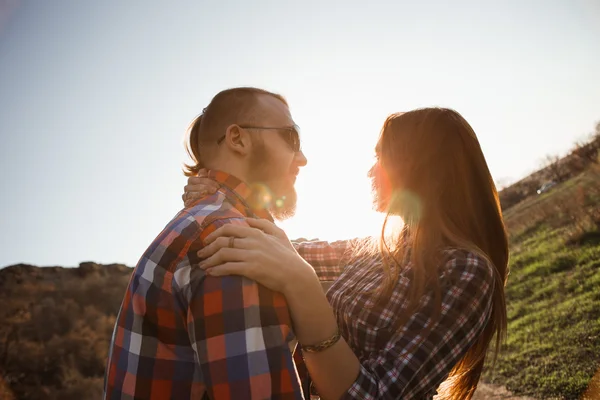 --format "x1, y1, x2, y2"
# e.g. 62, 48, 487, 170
300, 330, 342, 353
